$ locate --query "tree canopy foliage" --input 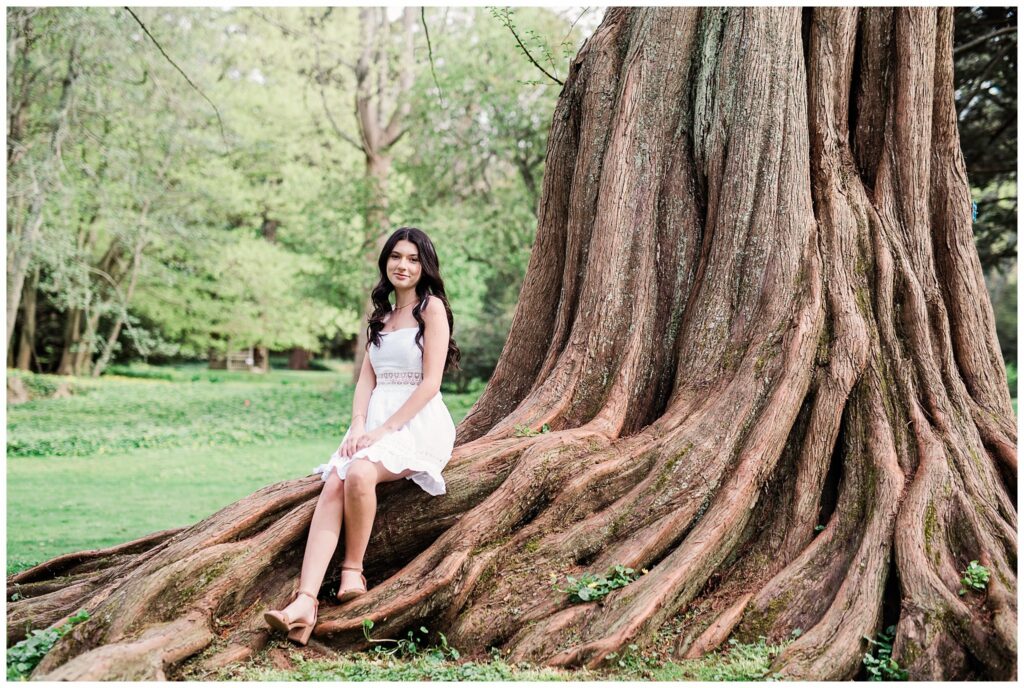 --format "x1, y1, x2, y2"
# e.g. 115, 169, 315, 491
5, 7, 1014, 377
6, 6, 595, 380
